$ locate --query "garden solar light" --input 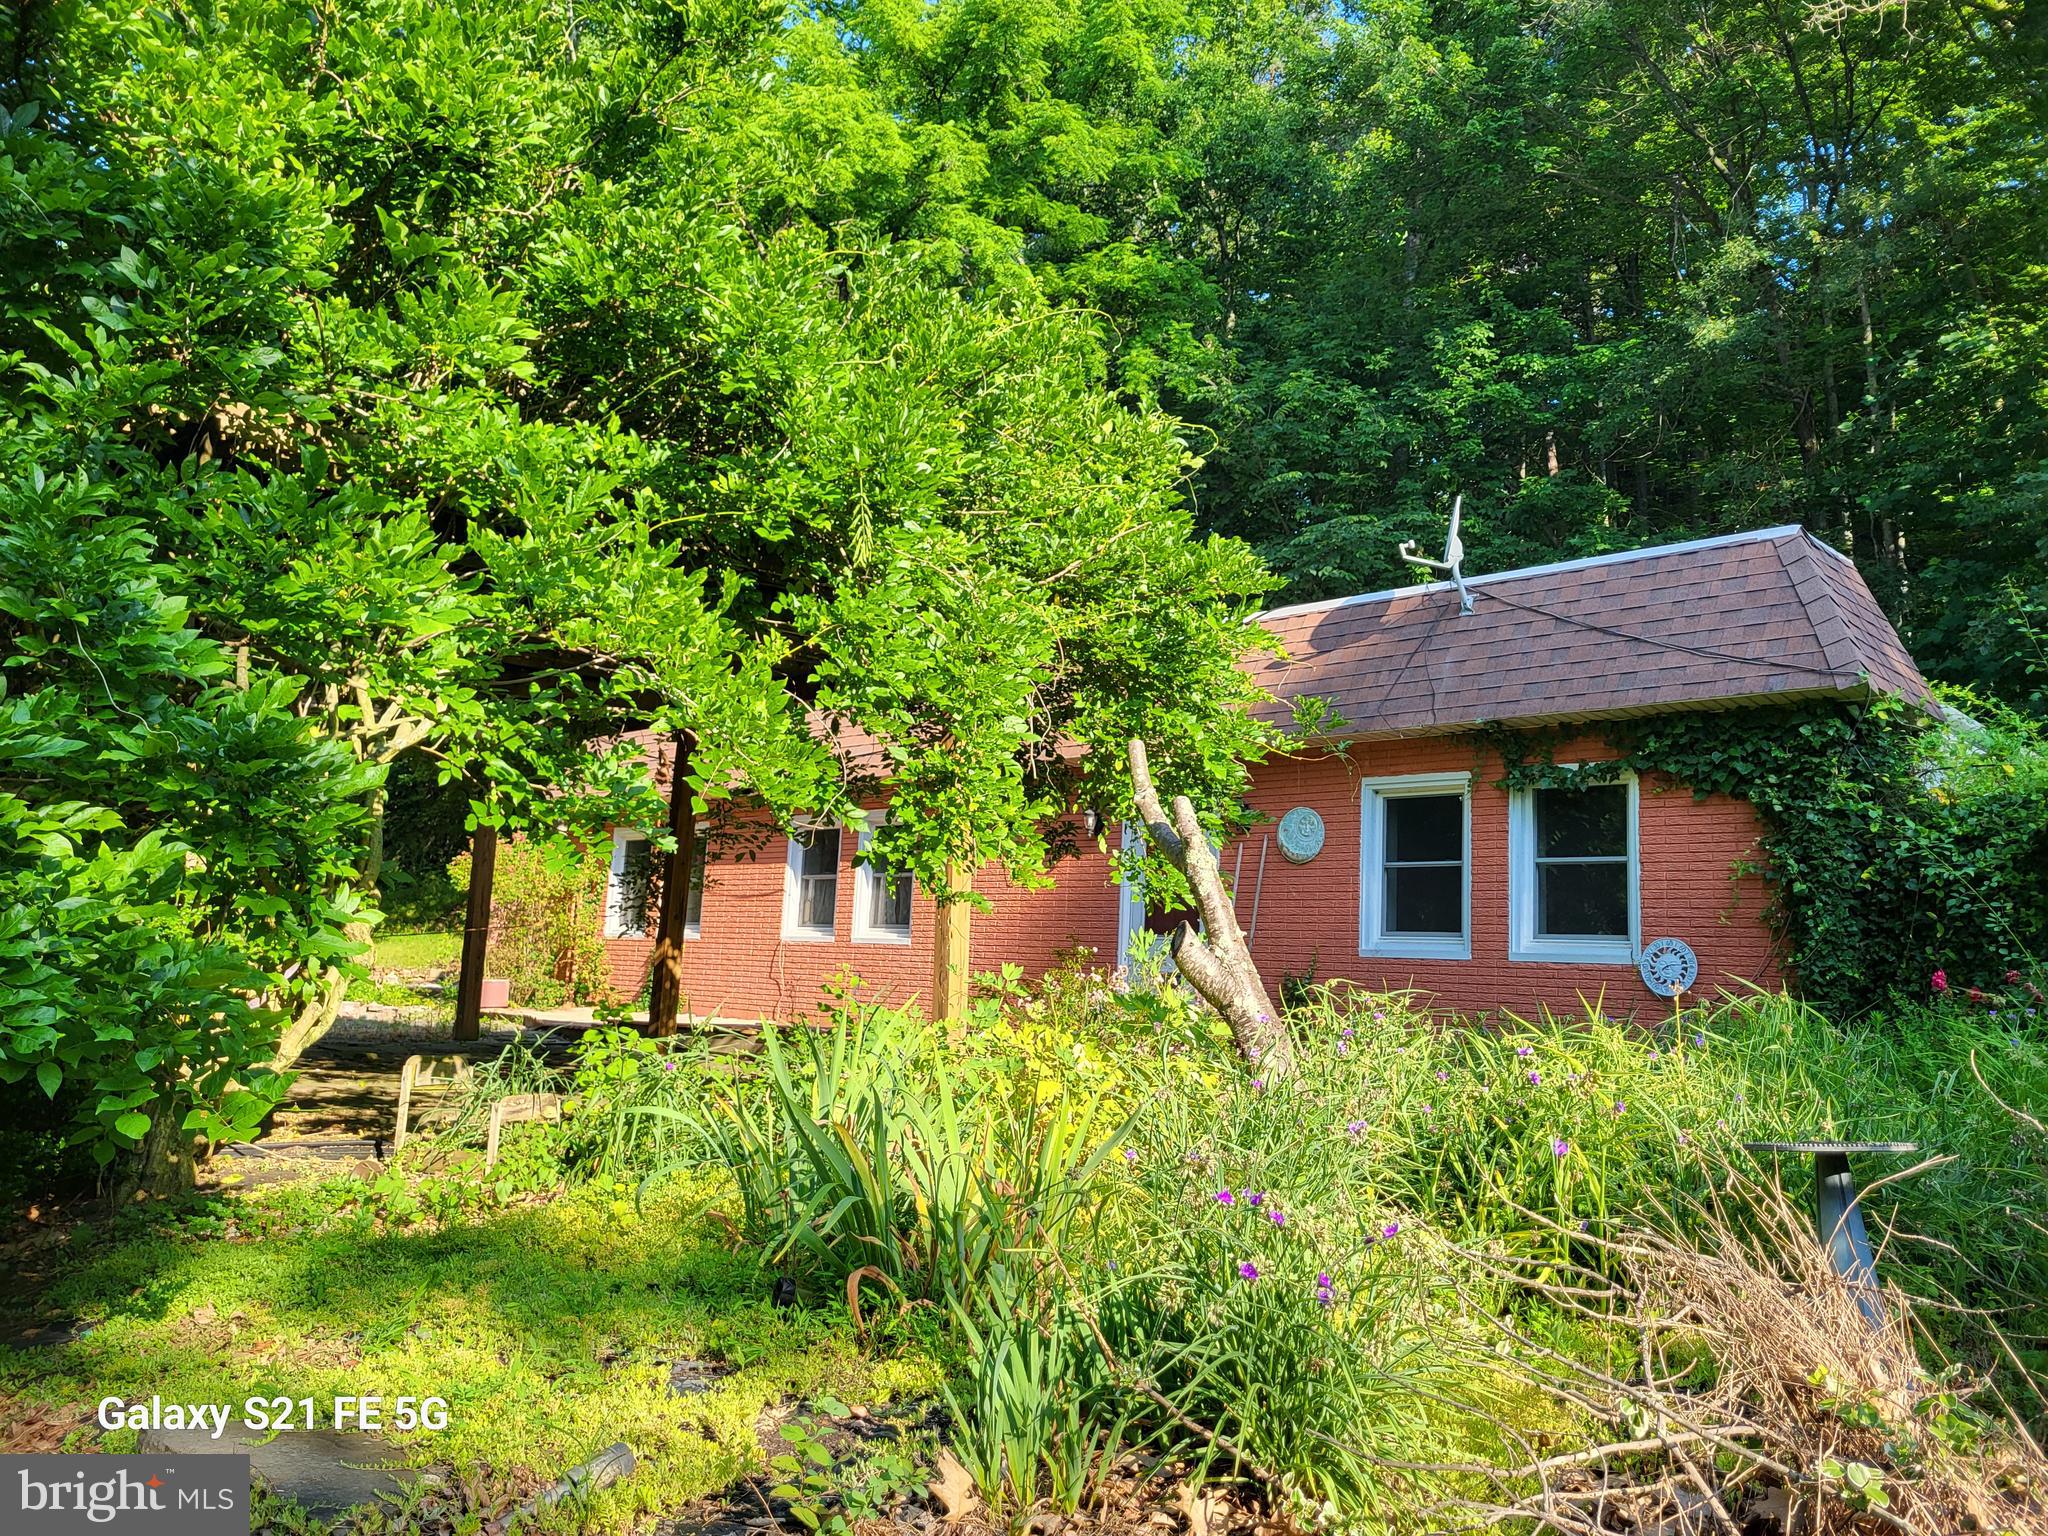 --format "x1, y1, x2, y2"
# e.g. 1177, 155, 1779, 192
1745, 1140, 1919, 1329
